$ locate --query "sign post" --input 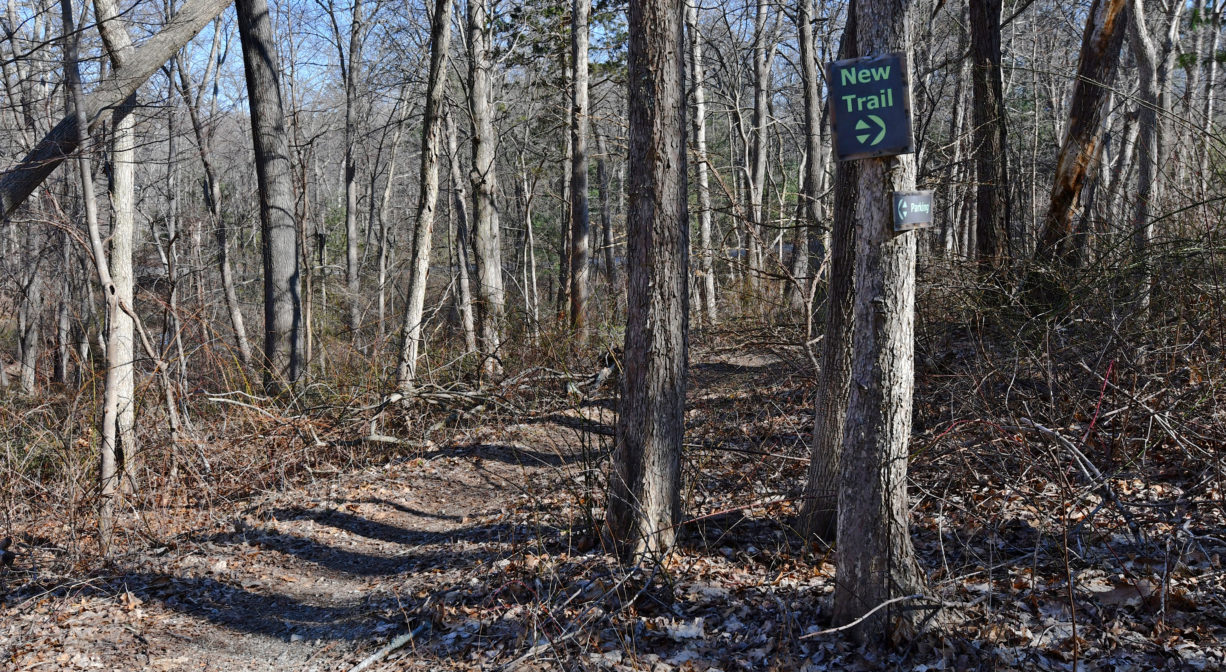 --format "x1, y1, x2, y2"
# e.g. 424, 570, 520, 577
827, 53, 914, 161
